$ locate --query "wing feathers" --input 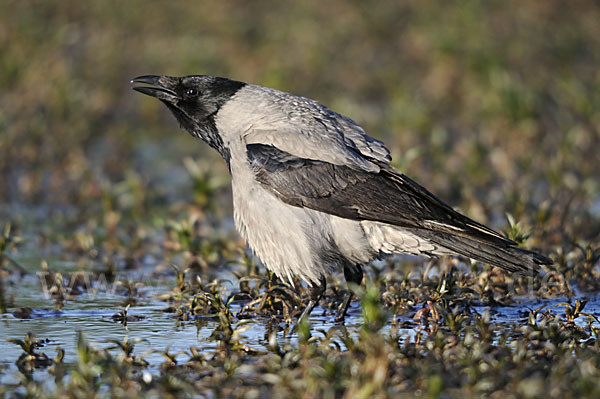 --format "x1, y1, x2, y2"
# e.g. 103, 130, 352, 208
248, 143, 513, 247
247, 143, 552, 273
414, 229, 551, 274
